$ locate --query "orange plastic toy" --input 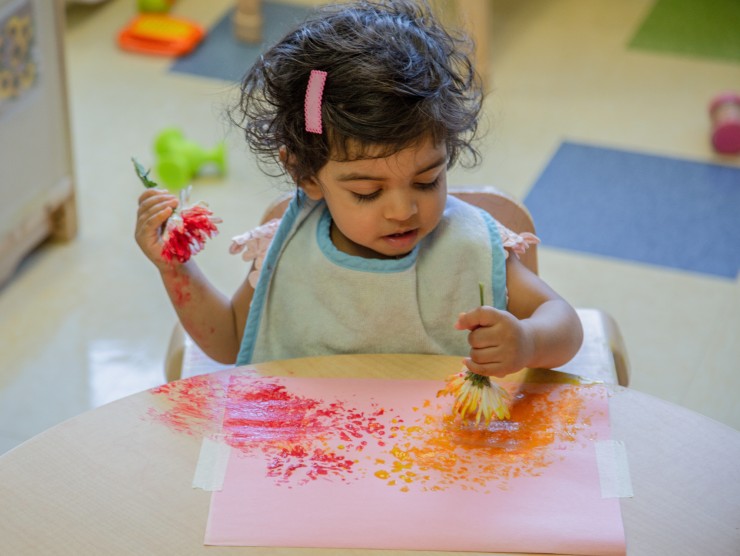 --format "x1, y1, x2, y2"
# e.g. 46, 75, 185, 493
118, 14, 204, 56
